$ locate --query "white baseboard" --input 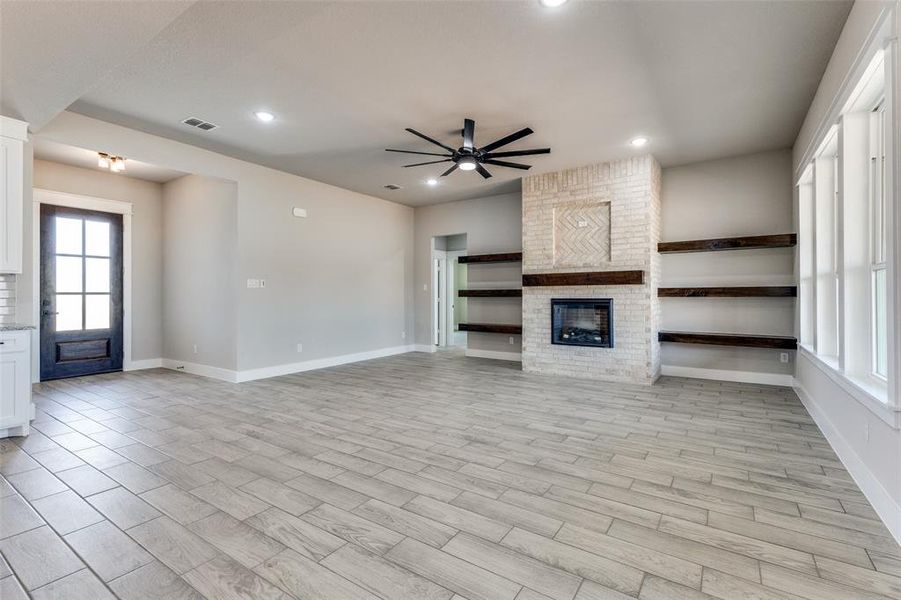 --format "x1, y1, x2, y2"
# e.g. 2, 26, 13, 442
414, 344, 437, 353
794, 380, 901, 546
235, 345, 416, 383
661, 365, 793, 387
125, 358, 163, 371
465, 348, 522, 362
160, 359, 239, 383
